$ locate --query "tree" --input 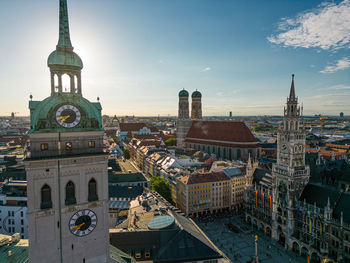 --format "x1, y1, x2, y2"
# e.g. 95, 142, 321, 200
112, 137, 120, 145
150, 176, 173, 204
252, 125, 261, 132
123, 148, 130, 159
165, 138, 176, 146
